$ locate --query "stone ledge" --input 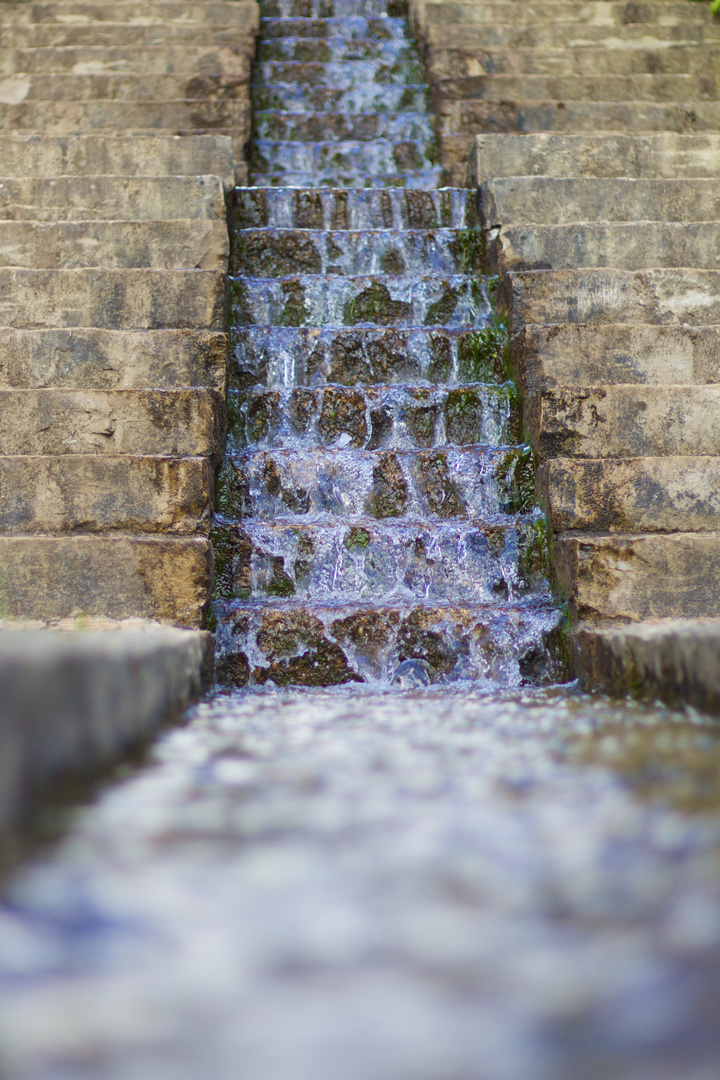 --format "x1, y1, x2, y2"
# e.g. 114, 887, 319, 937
0, 625, 213, 835
575, 619, 720, 716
